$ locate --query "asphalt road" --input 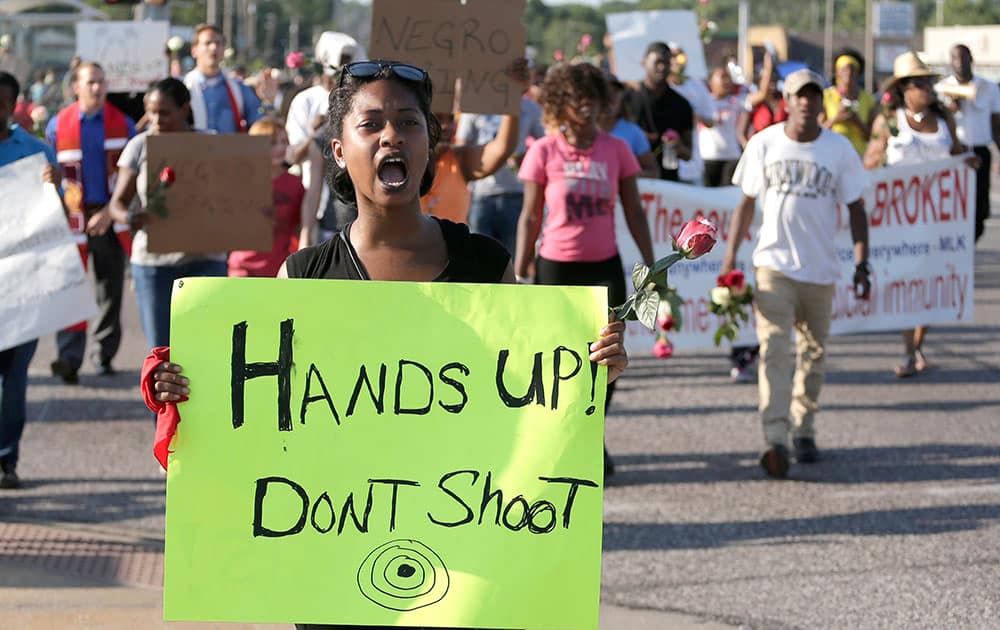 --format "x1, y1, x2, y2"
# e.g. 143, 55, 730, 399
3, 188, 999, 629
